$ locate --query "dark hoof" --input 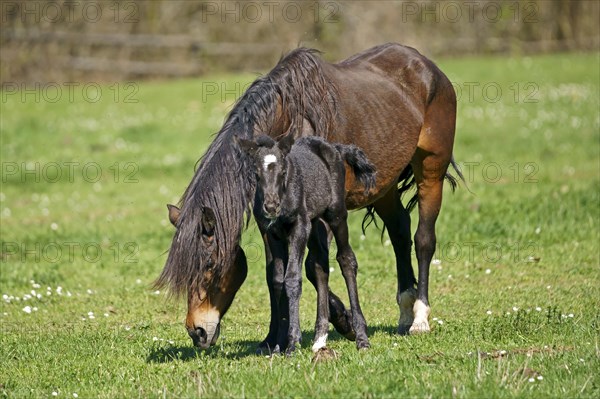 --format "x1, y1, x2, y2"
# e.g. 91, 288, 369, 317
331, 309, 356, 341
397, 324, 411, 336
328, 294, 354, 338
312, 347, 338, 362
356, 339, 370, 350
285, 343, 299, 357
